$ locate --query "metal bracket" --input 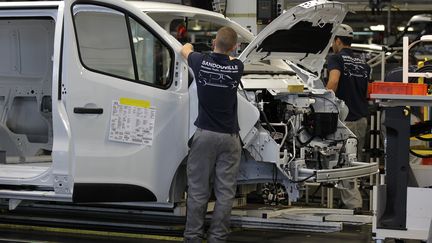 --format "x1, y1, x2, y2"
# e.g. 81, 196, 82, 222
54, 175, 70, 194
314, 162, 379, 182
